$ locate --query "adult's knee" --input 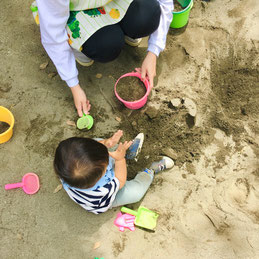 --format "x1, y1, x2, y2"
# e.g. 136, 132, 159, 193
120, 0, 161, 38
82, 24, 124, 63
132, 0, 160, 12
